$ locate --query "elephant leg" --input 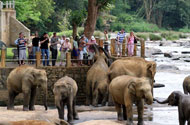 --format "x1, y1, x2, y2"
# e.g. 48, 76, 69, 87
179, 119, 185, 125
23, 90, 31, 111
67, 98, 74, 124
137, 99, 144, 125
86, 83, 91, 106
92, 90, 99, 107
57, 101, 65, 120
73, 98, 79, 120
122, 104, 127, 120
7, 91, 18, 110
108, 91, 114, 106
126, 105, 134, 125
114, 102, 122, 121
101, 91, 108, 106
29, 87, 37, 111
